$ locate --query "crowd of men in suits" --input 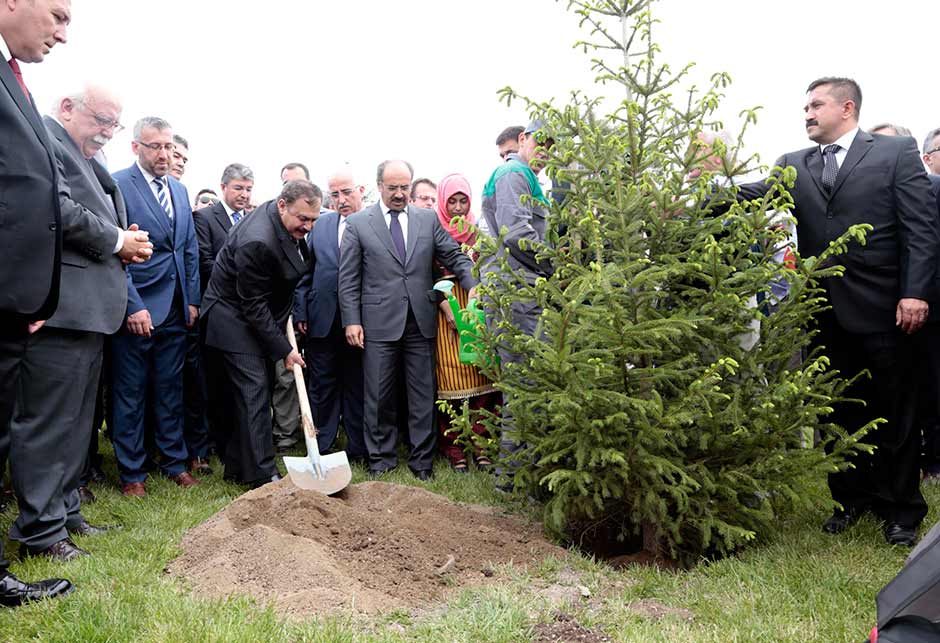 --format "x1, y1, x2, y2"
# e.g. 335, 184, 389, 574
5, 0, 940, 610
